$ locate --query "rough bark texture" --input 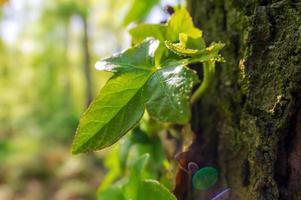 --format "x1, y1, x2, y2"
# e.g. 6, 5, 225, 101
187, 0, 301, 199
